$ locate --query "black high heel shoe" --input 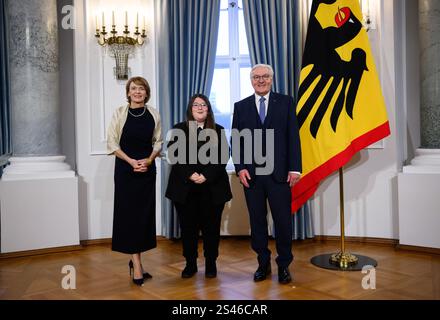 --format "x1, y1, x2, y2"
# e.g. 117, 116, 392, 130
129, 260, 152, 280
128, 260, 144, 286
